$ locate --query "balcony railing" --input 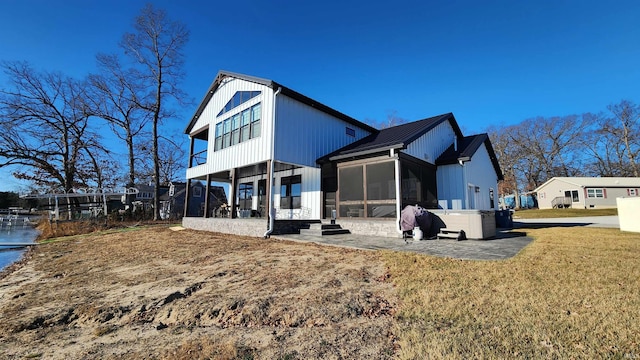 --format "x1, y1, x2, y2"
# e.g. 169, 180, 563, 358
190, 149, 207, 167
551, 196, 572, 209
